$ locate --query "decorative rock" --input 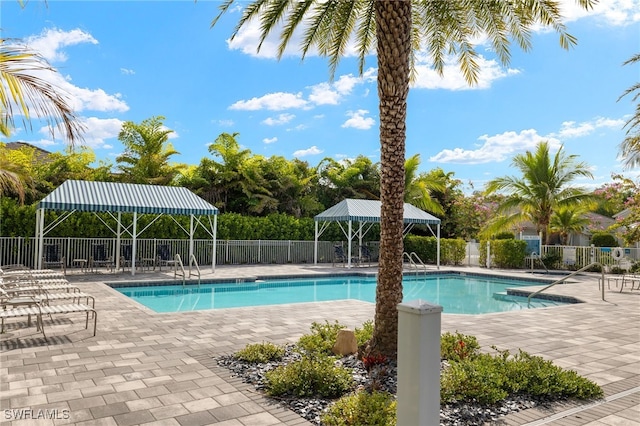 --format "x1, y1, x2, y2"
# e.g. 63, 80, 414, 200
332, 329, 358, 356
